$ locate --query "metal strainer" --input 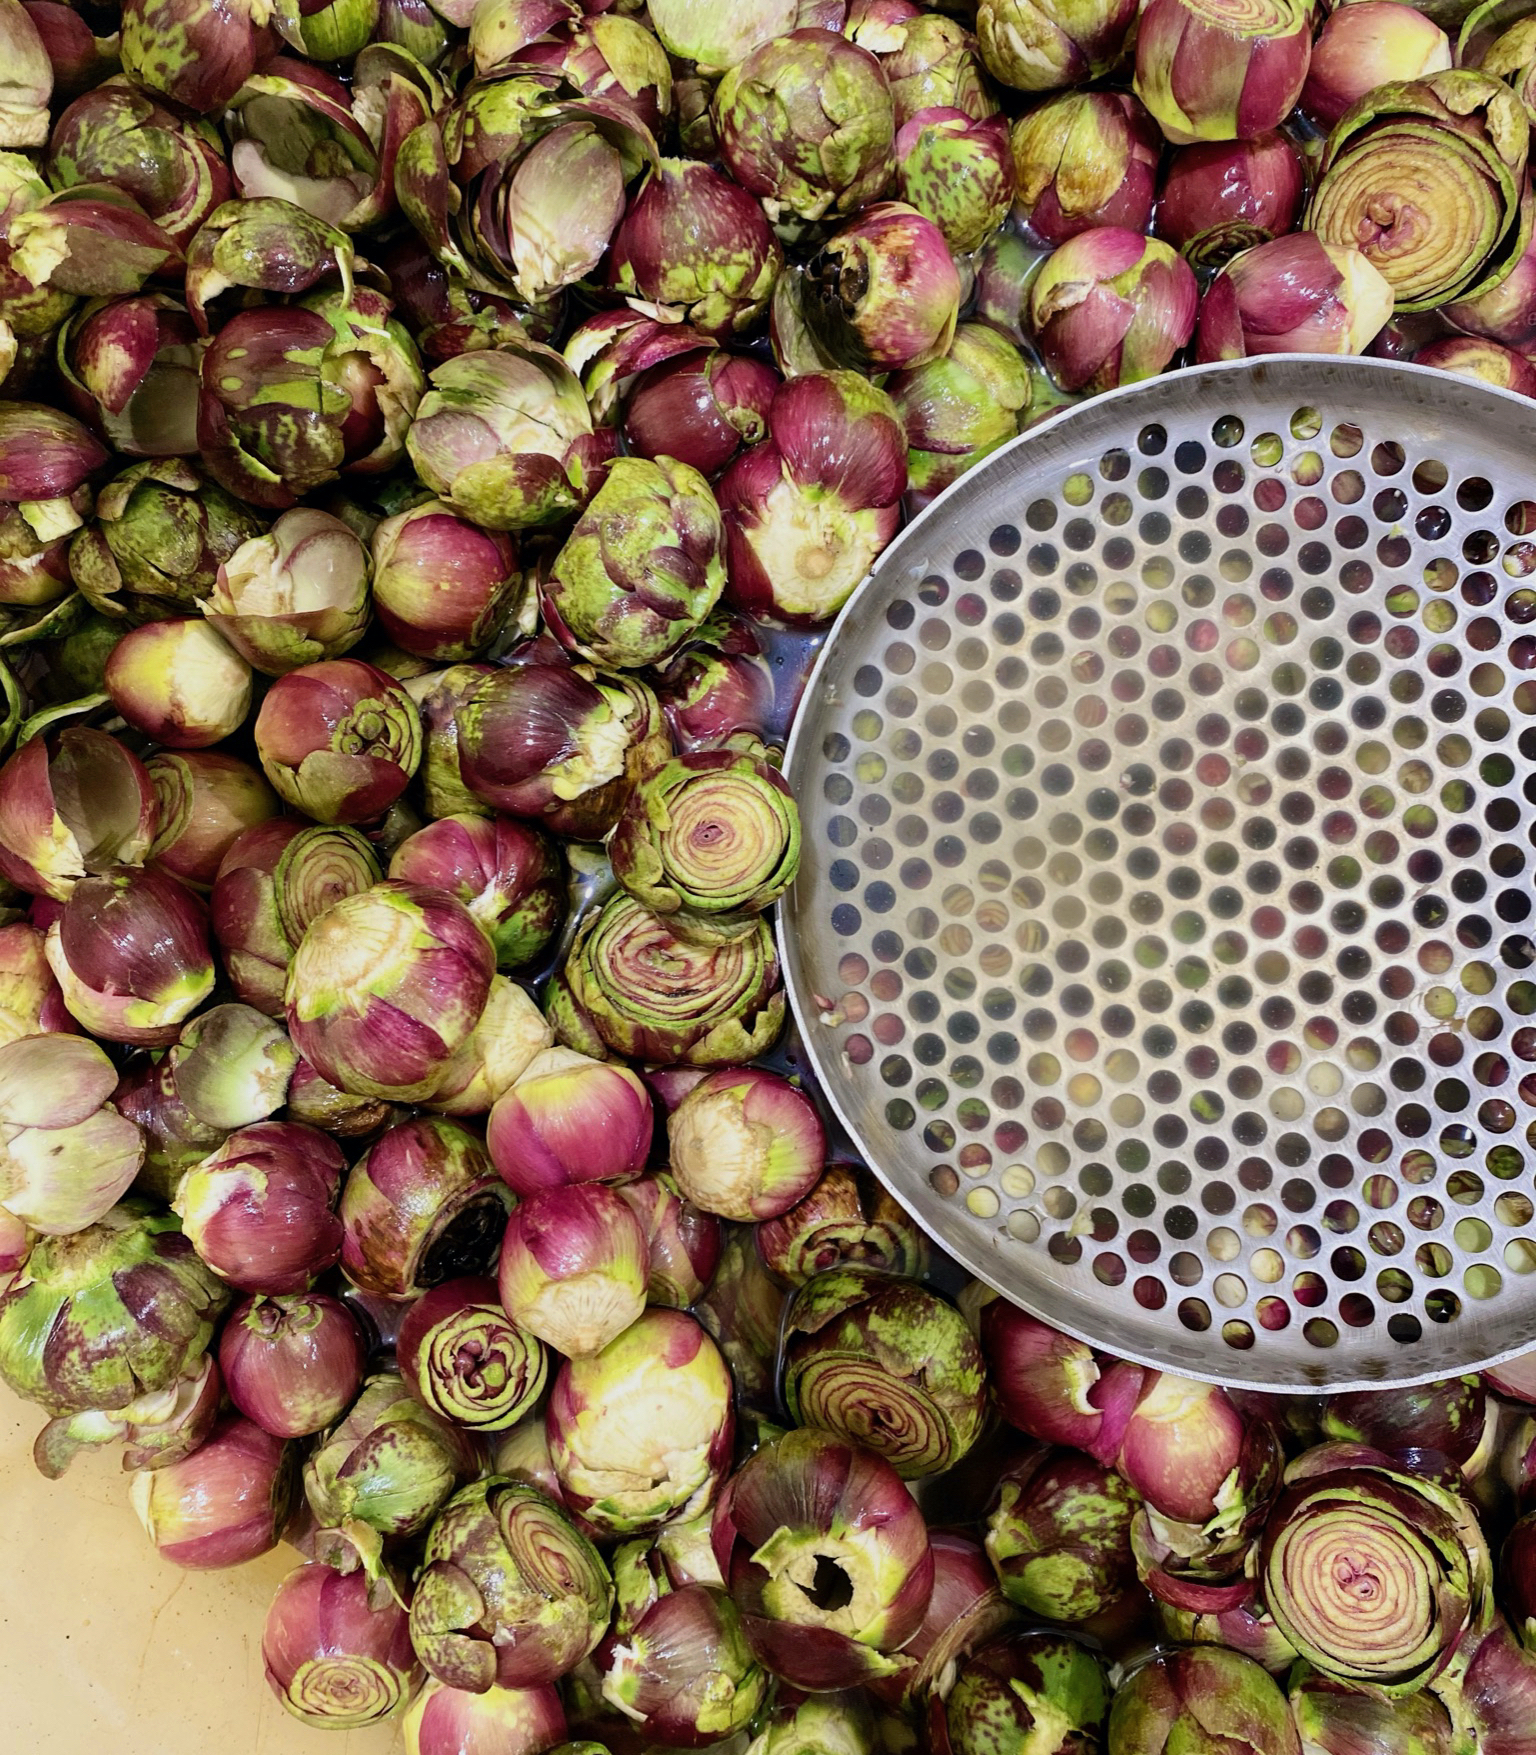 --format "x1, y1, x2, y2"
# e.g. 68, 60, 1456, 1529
781, 355, 1536, 1392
